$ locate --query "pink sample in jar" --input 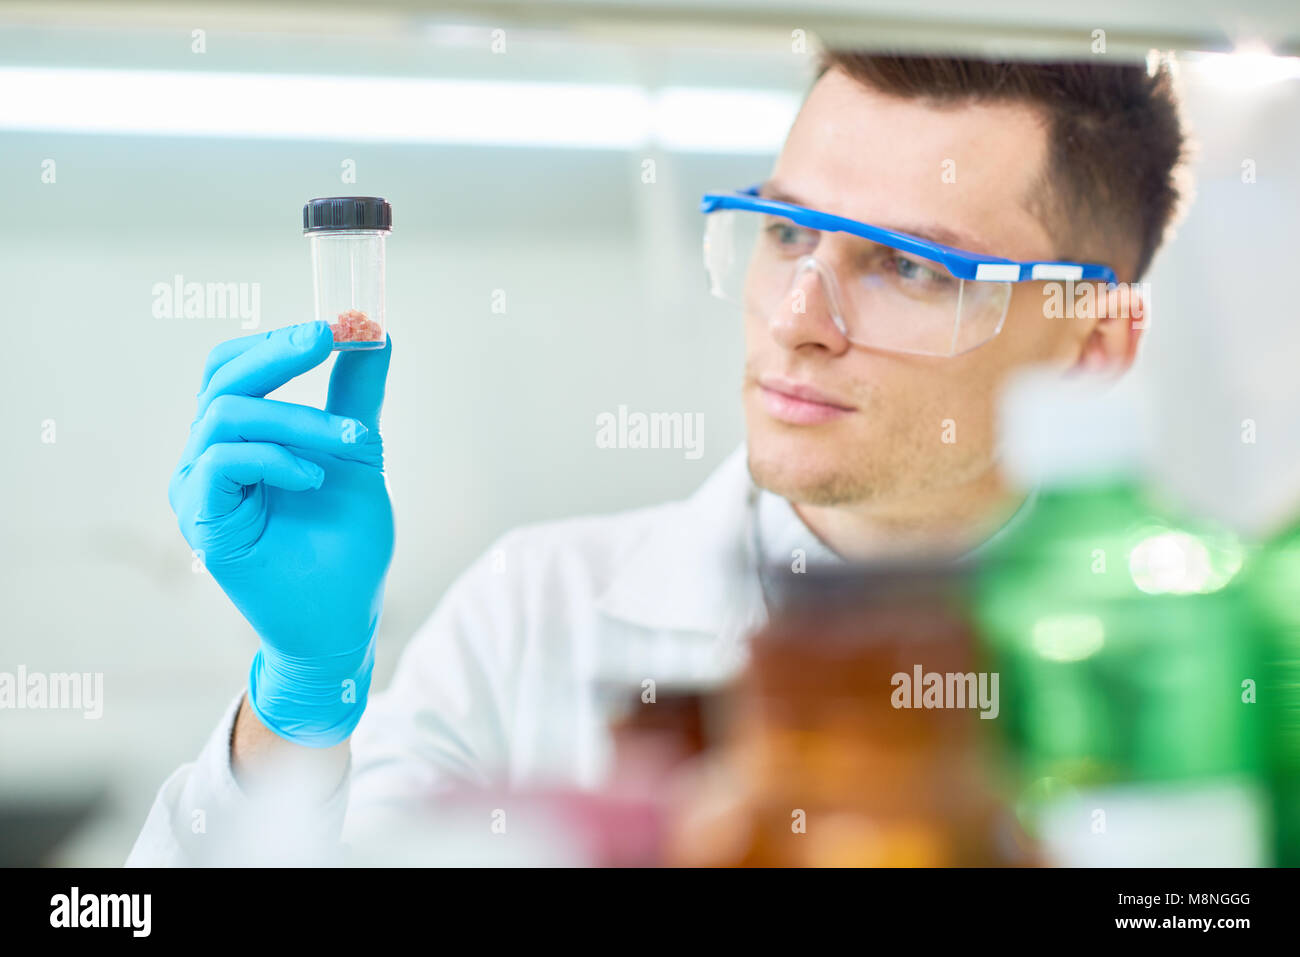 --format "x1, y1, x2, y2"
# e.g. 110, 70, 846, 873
332, 309, 383, 344
303, 197, 392, 351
